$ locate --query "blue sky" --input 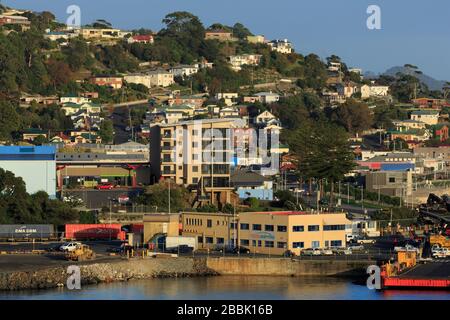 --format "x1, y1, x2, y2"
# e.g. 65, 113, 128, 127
4, 0, 450, 81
